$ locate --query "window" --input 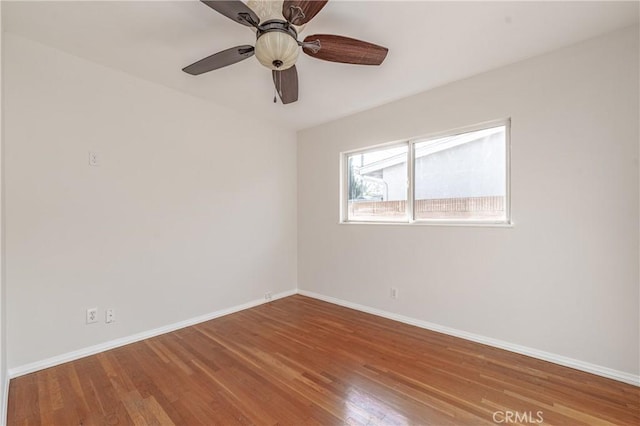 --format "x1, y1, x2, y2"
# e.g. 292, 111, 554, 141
341, 121, 510, 225
346, 144, 408, 222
